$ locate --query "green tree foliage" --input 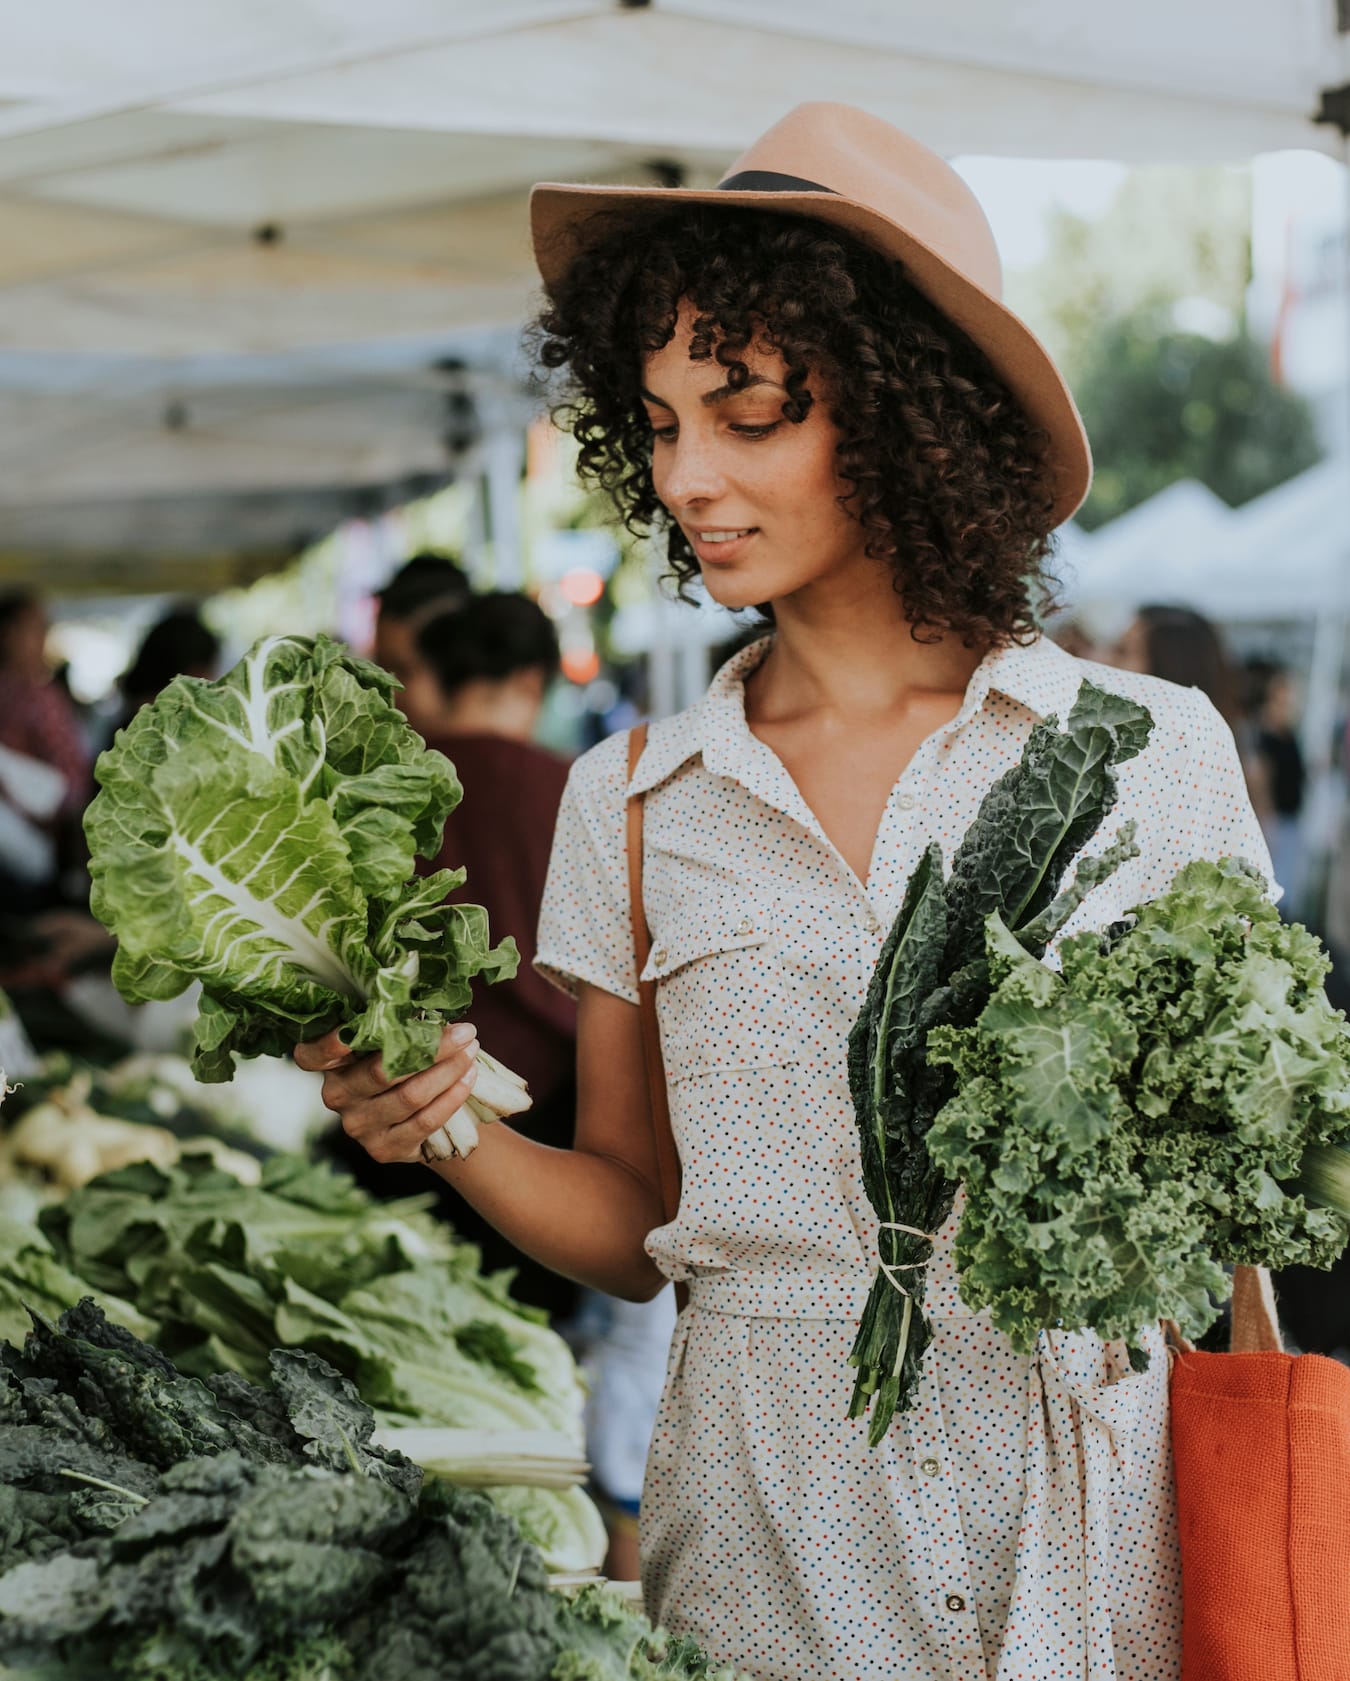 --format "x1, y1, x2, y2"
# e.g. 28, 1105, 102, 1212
1006, 164, 1323, 531
1070, 312, 1323, 531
